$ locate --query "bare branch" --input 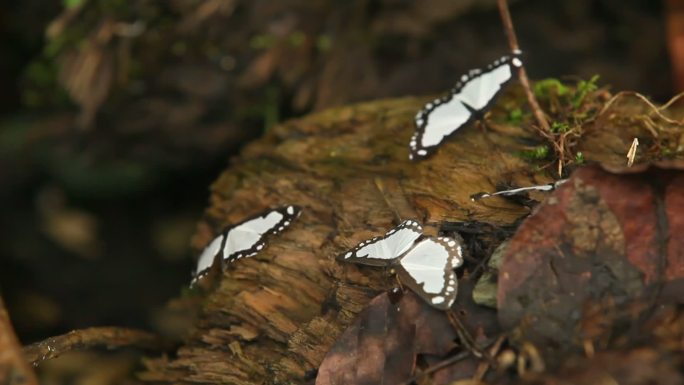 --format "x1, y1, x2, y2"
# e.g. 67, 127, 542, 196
497, 0, 551, 135
23, 327, 171, 366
